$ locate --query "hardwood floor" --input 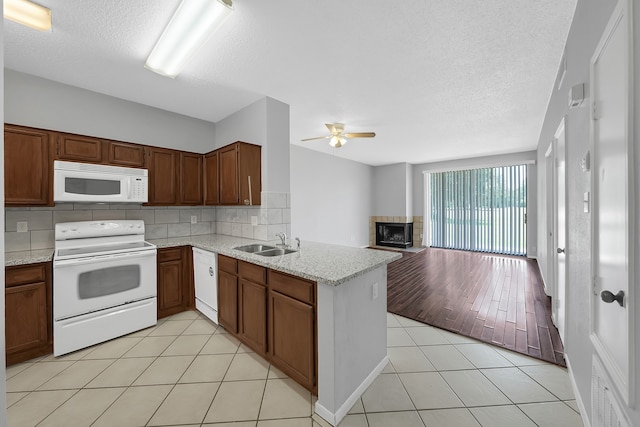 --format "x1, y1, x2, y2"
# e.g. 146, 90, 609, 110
386, 247, 566, 366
